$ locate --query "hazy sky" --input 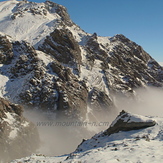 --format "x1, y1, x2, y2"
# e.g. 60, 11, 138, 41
1, 0, 163, 62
